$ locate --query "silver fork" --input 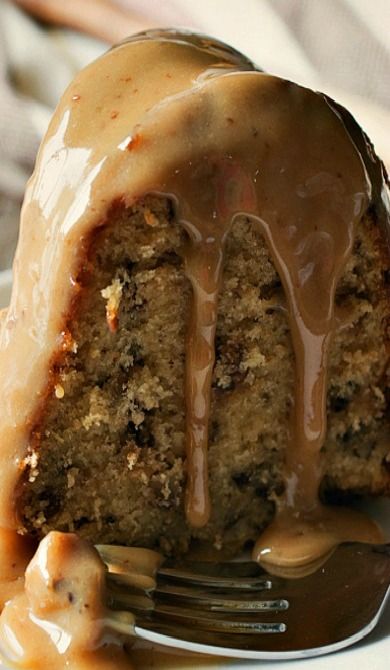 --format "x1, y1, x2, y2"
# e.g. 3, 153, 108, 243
97, 542, 390, 660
